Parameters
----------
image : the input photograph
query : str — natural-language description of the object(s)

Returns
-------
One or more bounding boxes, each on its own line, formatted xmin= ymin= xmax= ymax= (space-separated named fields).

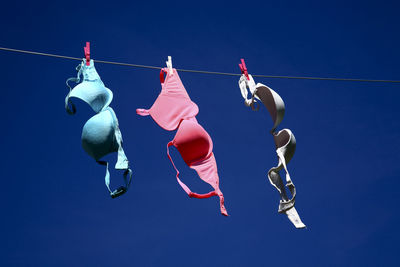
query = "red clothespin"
xmin=238 ymin=58 xmax=250 ymax=80
xmin=160 ymin=69 xmax=165 ymax=84
xmin=84 ymin=42 xmax=90 ymax=66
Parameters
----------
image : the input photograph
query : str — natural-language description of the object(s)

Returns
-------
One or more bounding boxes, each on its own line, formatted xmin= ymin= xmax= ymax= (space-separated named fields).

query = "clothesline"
xmin=1 ymin=46 xmax=399 ymax=83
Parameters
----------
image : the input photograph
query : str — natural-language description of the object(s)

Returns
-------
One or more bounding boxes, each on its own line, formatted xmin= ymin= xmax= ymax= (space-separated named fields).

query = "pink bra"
xmin=137 ymin=68 xmax=227 ymax=216
xmin=137 ymin=68 xmax=199 ymax=130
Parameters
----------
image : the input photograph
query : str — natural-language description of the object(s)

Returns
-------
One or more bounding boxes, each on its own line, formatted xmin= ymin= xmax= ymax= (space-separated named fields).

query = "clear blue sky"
xmin=1 ymin=0 xmax=400 ymax=266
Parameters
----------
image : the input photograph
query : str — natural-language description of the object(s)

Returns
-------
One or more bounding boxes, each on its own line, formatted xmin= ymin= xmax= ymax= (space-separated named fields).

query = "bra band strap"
xmin=107 ymin=107 xmax=133 ymax=198
xmin=136 ymin=108 xmax=150 ymax=116
xmin=189 ymin=191 xmax=217 ymax=198
xmin=166 ymin=142 xmax=217 ymax=198
xmin=97 ymin=161 xmax=132 ymax=199
xmin=276 ymin=149 xmax=296 ymax=203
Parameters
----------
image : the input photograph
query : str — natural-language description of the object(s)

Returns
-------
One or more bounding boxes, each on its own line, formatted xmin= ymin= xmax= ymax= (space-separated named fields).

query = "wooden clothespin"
xmin=166 ymin=56 xmax=173 ymax=75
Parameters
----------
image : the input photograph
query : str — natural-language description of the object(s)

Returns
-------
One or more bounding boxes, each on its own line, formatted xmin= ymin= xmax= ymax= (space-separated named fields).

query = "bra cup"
xmin=149 ymin=95 xmax=199 ymax=131
xmin=255 ymin=84 xmax=285 ymax=131
xmin=82 ymin=62 xmax=102 ymax=81
xmin=274 ymin=129 xmax=296 ymax=164
xmin=173 ymin=120 xmax=213 ymax=165
xmin=81 ymin=109 xmax=118 ymax=161
xmin=69 ymin=81 xmax=113 ymax=113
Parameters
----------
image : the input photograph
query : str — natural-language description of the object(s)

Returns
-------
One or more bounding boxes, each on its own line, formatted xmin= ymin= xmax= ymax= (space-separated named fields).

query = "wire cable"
xmin=1 ymin=46 xmax=399 ymax=83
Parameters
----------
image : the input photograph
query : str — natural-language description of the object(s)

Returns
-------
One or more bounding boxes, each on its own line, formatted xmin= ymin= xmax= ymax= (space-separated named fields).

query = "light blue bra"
xmin=65 ymin=59 xmax=132 ymax=198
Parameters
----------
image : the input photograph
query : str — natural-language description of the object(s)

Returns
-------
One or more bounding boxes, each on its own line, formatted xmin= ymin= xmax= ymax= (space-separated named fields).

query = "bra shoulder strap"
xmin=65 ymin=62 xmax=83 ymax=114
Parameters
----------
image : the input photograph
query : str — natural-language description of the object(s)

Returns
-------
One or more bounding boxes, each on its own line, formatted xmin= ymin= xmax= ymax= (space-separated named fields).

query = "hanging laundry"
xmin=65 ymin=46 xmax=132 ymax=198
xmin=137 ymin=59 xmax=227 ymax=216
xmin=238 ymin=59 xmax=305 ymax=228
